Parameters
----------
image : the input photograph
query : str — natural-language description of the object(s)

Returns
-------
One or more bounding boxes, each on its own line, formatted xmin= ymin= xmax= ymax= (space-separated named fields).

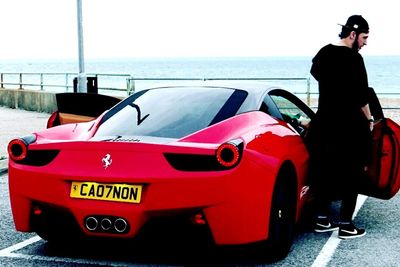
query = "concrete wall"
xmin=0 ymin=88 xmax=57 ymax=113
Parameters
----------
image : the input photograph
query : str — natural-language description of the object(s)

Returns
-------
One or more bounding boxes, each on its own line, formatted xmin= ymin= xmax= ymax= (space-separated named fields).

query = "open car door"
xmin=360 ymin=88 xmax=400 ymax=199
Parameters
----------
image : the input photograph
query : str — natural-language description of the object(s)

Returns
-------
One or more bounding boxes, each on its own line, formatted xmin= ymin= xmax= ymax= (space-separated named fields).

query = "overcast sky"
xmin=0 ymin=0 xmax=399 ymax=60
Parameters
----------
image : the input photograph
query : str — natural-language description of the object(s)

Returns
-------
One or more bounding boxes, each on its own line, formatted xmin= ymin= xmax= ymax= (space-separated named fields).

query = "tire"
xmin=266 ymin=166 xmax=297 ymax=259
xmin=35 ymin=223 xmax=81 ymax=245
xmin=31 ymin=205 xmax=82 ymax=244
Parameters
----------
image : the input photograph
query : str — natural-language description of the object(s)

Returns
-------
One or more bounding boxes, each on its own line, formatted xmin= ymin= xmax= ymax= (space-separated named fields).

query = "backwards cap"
xmin=339 ymin=15 xmax=369 ymax=38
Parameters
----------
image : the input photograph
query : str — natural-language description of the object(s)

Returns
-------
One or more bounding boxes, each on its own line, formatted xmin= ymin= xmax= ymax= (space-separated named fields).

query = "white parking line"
xmin=0 ymin=196 xmax=368 ymax=267
xmin=0 ymin=235 xmax=133 ymax=266
xmin=0 ymin=235 xmax=41 ymax=256
xmin=311 ymin=194 xmax=368 ymax=267
xmin=3 ymin=252 xmax=138 ymax=267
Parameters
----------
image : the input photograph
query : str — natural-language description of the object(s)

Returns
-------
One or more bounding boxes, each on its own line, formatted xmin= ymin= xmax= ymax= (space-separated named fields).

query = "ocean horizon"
xmin=1 ymin=56 xmax=399 ymax=96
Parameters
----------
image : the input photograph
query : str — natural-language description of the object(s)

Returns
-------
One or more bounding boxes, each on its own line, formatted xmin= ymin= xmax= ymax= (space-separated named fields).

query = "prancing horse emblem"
xmin=102 ymin=154 xmax=112 ymax=169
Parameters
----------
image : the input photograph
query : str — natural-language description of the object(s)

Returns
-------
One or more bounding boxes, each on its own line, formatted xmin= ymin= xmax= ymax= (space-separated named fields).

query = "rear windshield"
xmin=95 ymin=87 xmax=247 ymax=138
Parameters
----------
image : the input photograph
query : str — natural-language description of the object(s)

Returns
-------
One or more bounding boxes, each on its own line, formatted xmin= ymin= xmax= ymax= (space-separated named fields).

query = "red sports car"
xmin=7 ymin=82 xmax=400 ymax=259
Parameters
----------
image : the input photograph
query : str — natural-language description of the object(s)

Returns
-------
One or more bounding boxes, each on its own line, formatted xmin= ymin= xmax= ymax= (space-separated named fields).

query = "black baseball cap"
xmin=339 ymin=15 xmax=369 ymax=35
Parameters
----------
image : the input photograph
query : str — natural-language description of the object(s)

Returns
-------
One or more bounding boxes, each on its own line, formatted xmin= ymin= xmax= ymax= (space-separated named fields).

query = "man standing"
xmin=307 ymin=15 xmax=373 ymax=239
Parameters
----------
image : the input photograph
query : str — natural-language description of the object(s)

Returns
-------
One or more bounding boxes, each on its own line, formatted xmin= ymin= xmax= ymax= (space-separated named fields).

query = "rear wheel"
xmin=31 ymin=204 xmax=82 ymax=244
xmin=266 ymin=166 xmax=297 ymax=259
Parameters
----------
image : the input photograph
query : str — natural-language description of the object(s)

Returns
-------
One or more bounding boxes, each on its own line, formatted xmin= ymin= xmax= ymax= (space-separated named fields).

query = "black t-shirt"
xmin=311 ymin=44 xmax=369 ymax=121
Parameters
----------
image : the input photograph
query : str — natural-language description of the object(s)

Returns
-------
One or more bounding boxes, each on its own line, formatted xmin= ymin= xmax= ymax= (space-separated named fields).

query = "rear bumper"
xmin=8 ymin=153 xmax=278 ymax=245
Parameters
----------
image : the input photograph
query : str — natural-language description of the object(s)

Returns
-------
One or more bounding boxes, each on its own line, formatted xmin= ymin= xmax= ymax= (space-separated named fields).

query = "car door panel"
xmin=362 ymin=118 xmax=400 ymax=199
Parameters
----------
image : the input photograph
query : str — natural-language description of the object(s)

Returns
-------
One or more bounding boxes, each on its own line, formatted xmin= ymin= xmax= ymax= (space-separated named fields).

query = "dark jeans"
xmin=306 ymin=114 xmax=371 ymax=224
xmin=315 ymin=191 xmax=358 ymax=223
xmin=308 ymin=143 xmax=364 ymax=223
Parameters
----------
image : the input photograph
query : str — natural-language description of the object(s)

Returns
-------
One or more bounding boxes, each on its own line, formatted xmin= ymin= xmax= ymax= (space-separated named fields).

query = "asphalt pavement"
xmin=0 ymin=106 xmax=49 ymax=174
xmin=2 ymin=106 xmax=400 ymax=266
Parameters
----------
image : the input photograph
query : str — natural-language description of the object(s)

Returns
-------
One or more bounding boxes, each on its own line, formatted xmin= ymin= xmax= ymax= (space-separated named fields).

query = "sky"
xmin=0 ymin=0 xmax=399 ymax=60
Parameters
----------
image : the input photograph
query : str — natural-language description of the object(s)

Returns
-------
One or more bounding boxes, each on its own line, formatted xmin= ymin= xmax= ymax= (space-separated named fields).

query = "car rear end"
xmin=8 ymin=125 xmax=279 ymax=245
xmin=8 ymin=84 xmax=280 ymax=245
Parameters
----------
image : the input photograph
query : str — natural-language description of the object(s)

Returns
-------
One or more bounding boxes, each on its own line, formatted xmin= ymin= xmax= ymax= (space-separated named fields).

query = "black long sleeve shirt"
xmin=311 ymin=44 xmax=369 ymax=121
xmin=308 ymin=44 xmax=371 ymax=166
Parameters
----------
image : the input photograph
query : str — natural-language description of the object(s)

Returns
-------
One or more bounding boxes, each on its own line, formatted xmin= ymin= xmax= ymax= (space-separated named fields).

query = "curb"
xmin=0 ymin=159 xmax=8 ymax=175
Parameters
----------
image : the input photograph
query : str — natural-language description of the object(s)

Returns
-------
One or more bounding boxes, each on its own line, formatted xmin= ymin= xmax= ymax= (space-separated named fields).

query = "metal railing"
xmin=0 ymin=72 xmax=131 ymax=93
xmin=1 ymin=72 xmax=399 ymax=110
xmin=0 ymin=72 xmax=312 ymax=101
xmin=126 ymin=77 xmax=400 ymax=111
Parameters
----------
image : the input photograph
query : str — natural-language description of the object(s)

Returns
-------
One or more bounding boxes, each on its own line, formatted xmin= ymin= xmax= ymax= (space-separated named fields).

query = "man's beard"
xmin=352 ymin=36 xmax=360 ymax=51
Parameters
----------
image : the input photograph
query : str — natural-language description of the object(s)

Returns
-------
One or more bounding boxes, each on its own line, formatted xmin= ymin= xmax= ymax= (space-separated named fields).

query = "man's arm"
xmin=361 ymin=103 xmax=374 ymax=130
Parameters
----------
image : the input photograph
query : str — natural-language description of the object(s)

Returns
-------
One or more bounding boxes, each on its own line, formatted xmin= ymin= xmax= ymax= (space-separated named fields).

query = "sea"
xmin=1 ymin=56 xmax=399 ymax=98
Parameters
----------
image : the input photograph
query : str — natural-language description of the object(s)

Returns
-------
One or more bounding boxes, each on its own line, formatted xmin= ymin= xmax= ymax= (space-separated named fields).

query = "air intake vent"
xmin=164 ymin=153 xmax=230 ymax=171
xmin=109 ymin=138 xmax=140 ymax=142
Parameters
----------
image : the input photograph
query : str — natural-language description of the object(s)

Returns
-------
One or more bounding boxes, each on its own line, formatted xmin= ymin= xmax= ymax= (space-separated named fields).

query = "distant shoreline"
xmin=2 ymin=54 xmax=400 ymax=63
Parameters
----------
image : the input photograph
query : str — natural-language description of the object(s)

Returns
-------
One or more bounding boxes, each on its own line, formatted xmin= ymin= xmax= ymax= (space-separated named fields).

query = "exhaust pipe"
xmin=85 ymin=216 xmax=129 ymax=233
xmin=114 ymin=218 xmax=128 ymax=233
xmin=85 ymin=216 xmax=98 ymax=231
xmin=100 ymin=218 xmax=112 ymax=231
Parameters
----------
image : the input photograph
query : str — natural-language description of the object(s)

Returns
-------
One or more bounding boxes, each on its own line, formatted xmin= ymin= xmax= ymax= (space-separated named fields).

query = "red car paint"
xmin=8 ymin=83 xmax=400 ymax=259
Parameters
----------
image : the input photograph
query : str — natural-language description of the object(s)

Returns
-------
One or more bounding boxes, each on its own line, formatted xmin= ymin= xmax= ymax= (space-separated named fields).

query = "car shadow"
xmin=31 ymin=226 xmax=286 ymax=266
xmin=22 ymin=205 xmax=330 ymax=266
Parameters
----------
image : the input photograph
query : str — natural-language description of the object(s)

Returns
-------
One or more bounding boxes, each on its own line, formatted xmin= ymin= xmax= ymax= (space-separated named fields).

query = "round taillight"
xmin=216 ymin=142 xmax=240 ymax=168
xmin=8 ymin=139 xmax=28 ymax=162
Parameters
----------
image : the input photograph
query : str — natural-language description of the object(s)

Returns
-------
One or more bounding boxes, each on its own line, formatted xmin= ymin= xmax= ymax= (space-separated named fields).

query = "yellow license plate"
xmin=70 ymin=182 xmax=142 ymax=204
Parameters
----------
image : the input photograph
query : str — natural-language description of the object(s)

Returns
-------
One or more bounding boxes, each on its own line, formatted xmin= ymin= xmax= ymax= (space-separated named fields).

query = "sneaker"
xmin=314 ymin=217 xmax=339 ymax=233
xmin=338 ymin=223 xmax=366 ymax=239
